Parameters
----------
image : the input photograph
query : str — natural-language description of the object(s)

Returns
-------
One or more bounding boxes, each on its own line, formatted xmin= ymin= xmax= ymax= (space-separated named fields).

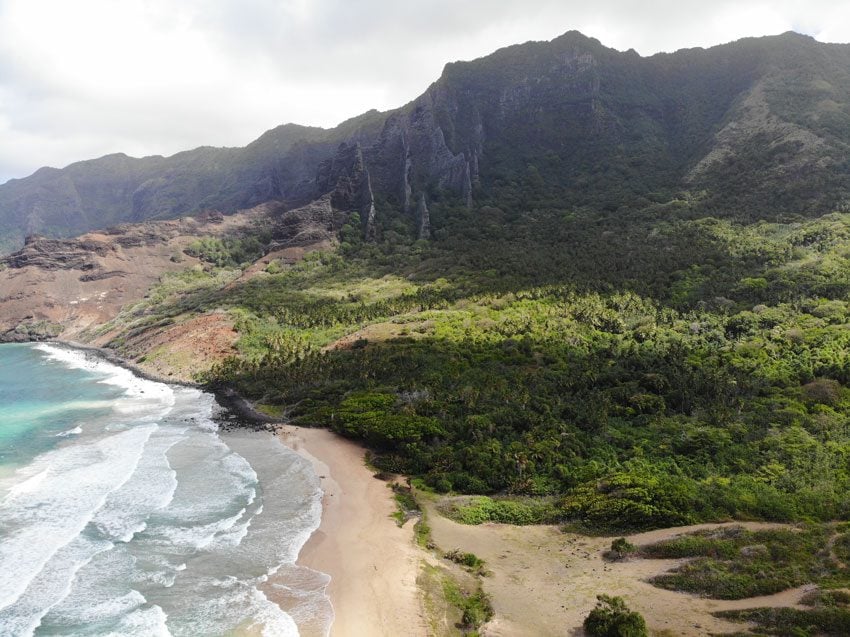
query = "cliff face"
xmin=3 ymin=31 xmax=850 ymax=252
xmin=317 ymin=143 xmax=378 ymax=238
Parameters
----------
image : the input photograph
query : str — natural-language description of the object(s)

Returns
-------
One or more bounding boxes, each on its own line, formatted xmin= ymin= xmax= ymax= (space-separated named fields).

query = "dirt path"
xmin=422 ymin=503 xmax=806 ymax=636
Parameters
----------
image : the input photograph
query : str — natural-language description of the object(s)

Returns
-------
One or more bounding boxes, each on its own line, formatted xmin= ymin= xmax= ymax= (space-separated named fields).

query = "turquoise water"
xmin=0 ymin=344 xmax=123 ymax=469
xmin=0 ymin=343 xmax=331 ymax=636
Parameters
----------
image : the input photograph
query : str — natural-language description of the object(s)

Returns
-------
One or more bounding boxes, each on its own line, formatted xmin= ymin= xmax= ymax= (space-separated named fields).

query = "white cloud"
xmin=0 ymin=0 xmax=848 ymax=184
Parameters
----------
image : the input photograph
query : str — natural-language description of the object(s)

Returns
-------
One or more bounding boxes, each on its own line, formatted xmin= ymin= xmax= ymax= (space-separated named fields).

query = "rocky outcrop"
xmin=2 ymin=236 xmax=110 ymax=270
xmin=0 ymin=206 xmax=272 ymax=344
xmin=79 ymin=270 xmax=127 ymax=282
xmin=309 ymin=82 xmax=484 ymax=235
xmin=316 ymin=143 xmax=378 ymax=238
xmin=269 ymin=195 xmax=347 ymax=248
xmin=362 ymin=88 xmax=482 ymax=217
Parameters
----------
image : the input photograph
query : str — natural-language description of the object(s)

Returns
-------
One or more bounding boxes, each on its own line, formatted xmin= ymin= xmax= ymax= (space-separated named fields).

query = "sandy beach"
xmin=268 ymin=426 xmax=428 ymax=637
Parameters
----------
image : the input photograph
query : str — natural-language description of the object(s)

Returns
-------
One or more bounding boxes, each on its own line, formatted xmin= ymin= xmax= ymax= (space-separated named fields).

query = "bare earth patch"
xmin=128 ymin=312 xmax=238 ymax=382
xmin=422 ymin=500 xmax=804 ymax=636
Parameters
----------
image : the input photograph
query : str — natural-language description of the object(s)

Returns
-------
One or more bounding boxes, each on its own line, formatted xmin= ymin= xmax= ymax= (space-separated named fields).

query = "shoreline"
xmin=38 ymin=340 xmax=427 ymax=636
xmin=271 ymin=425 xmax=428 ymax=637
xmin=44 ymin=339 xmax=200 ymax=388
xmin=12 ymin=340 xmax=815 ymax=635
xmin=47 ymin=339 xmax=278 ymax=430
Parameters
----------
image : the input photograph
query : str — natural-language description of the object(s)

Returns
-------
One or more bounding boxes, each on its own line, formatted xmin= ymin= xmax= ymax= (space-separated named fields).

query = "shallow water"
xmin=0 ymin=342 xmax=332 ymax=636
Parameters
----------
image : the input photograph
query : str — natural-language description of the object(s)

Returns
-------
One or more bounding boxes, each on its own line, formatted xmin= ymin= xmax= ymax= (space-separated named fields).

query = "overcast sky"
xmin=1 ymin=0 xmax=848 ymax=185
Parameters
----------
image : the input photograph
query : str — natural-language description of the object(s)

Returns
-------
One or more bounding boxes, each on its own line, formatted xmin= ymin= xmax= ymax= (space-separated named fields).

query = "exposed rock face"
xmin=0 ymin=192 xmax=361 ymax=340
xmin=362 ymin=88 xmax=483 ymax=215
xmin=3 ymin=236 xmax=110 ymax=270
xmin=316 ymin=143 xmax=378 ymax=238
xmin=269 ymin=195 xmax=347 ymax=248
xmin=416 ymin=193 xmax=431 ymax=240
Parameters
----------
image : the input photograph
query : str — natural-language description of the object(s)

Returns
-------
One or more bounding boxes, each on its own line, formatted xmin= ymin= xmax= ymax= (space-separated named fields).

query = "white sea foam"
xmin=0 ymin=426 xmax=155 ymax=613
xmin=56 ymin=426 xmax=83 ymax=437
xmin=142 ymin=429 xmax=260 ymax=554
xmin=5 ymin=467 xmax=50 ymax=498
xmin=251 ymin=587 xmax=301 ymax=637
xmin=0 ymin=534 xmax=112 ymax=637
xmin=92 ymin=425 xmax=186 ymax=543
xmin=34 ymin=343 xmax=176 ymax=422
xmin=48 ymin=585 xmax=172 ymax=636
xmin=165 ymin=577 xmax=299 ymax=637
xmin=4 ymin=400 xmax=113 ymax=422
xmin=152 ymin=507 xmax=251 ymax=551
xmin=101 ymin=603 xmax=171 ymax=637
xmin=267 ymin=564 xmax=334 ymax=637
xmin=61 ymin=589 xmax=148 ymax=624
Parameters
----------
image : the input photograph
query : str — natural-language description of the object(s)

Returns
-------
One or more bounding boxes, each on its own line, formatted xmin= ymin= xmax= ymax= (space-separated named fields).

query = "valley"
xmin=4 ymin=28 xmax=850 ymax=636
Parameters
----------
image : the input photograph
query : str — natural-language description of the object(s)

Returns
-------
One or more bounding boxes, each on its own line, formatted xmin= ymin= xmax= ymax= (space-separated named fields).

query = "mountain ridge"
xmin=2 ymin=29 xmax=850 ymax=253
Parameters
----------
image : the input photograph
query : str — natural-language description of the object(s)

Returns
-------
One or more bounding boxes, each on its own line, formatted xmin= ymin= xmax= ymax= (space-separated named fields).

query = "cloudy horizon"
xmin=2 ymin=0 xmax=849 ymax=185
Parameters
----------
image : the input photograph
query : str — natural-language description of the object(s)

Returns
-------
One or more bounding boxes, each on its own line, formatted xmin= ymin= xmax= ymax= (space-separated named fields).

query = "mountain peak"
xmin=776 ymin=30 xmax=817 ymax=40
xmin=551 ymin=29 xmax=604 ymax=48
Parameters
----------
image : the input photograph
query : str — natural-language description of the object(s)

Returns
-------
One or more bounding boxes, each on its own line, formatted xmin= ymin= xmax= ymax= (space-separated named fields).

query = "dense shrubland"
xmin=583 ymin=595 xmax=647 ymax=637
xmin=638 ymin=524 xmax=850 ymax=635
xmin=642 ymin=525 xmax=850 ymax=599
xmin=184 ymin=235 xmax=266 ymax=268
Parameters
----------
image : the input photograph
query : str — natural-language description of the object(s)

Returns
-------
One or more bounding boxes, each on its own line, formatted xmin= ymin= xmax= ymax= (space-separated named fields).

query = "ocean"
xmin=0 ymin=342 xmax=332 ymax=636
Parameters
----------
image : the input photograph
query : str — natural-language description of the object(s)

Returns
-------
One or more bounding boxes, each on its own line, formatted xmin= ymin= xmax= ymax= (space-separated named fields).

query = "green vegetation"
xmin=418 ymin=563 xmax=493 ymax=636
xmin=6 ymin=32 xmax=850 ymax=255
xmin=801 ymin=590 xmax=850 ymax=607
xmin=442 ymin=578 xmax=494 ymax=634
xmin=418 ymin=563 xmax=465 ymax=636
xmin=444 ymin=549 xmax=487 ymax=575
xmin=414 ymin=515 xmax=433 ymax=549
xmin=642 ymin=525 xmax=850 ymax=599
xmin=138 ymin=201 xmax=850 ymax=532
xmin=716 ymin=606 xmax=850 ymax=636
xmin=184 ymin=235 xmax=266 ymax=268
xmin=391 ymin=483 xmax=420 ymax=527
xmin=12 ymin=320 xmax=62 ymax=340
xmin=716 ymin=581 xmax=850 ymax=634
xmin=583 ymin=595 xmax=647 ymax=637
xmin=440 ymin=496 xmax=560 ymax=526
xmin=81 ymin=266 xmax=241 ymax=361
xmin=607 ymin=538 xmax=637 ymax=561
xmin=253 ymin=403 xmax=285 ymax=418
xmin=12 ymin=29 xmax=850 ymax=633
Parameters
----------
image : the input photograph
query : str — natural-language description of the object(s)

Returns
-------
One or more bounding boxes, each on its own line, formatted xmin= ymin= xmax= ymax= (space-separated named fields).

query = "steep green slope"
xmin=452 ymin=31 xmax=850 ymax=217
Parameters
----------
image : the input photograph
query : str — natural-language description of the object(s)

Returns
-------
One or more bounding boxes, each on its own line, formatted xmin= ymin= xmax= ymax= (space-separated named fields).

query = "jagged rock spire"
xmin=316 ymin=142 xmax=377 ymax=240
